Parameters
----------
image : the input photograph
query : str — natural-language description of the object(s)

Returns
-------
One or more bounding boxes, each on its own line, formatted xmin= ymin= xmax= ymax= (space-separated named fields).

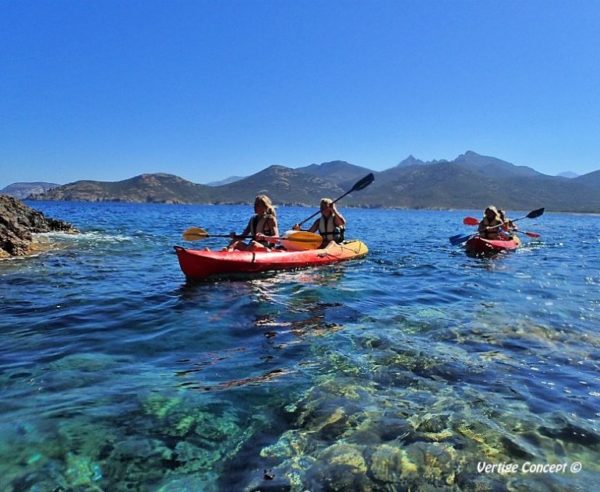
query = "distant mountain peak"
xmin=455 ymin=150 xmax=488 ymax=162
xmin=299 ymin=160 xmax=357 ymax=171
xmin=557 ymin=171 xmax=579 ymax=178
xmin=206 ymin=175 xmax=245 ymax=187
xmin=264 ymin=164 xmax=291 ymax=172
xmin=320 ymin=160 xmax=352 ymax=167
xmin=136 ymin=173 xmax=181 ymax=180
xmin=295 ymin=160 xmax=373 ymax=188
xmin=396 ymin=155 xmax=425 ymax=167
xmin=453 ymin=151 xmax=540 ymax=177
xmin=1 ymin=181 xmax=60 ymax=199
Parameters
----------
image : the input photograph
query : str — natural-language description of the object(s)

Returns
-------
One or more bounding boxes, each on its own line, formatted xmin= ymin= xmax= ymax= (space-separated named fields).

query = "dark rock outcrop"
xmin=0 ymin=195 xmax=77 ymax=258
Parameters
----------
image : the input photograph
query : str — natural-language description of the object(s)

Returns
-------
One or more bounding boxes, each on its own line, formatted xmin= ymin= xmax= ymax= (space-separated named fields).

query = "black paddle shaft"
xmin=488 ymin=207 xmax=545 ymax=231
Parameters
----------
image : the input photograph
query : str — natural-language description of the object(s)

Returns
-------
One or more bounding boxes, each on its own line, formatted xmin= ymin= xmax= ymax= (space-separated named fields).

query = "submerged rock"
xmin=0 ymin=195 xmax=77 ymax=258
xmin=65 ymin=452 xmax=103 ymax=488
xmin=369 ymin=444 xmax=406 ymax=483
xmin=306 ymin=443 xmax=372 ymax=491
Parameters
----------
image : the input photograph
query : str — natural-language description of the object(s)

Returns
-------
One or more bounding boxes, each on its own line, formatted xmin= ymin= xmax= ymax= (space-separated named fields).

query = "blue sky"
xmin=1 ymin=0 xmax=599 ymax=187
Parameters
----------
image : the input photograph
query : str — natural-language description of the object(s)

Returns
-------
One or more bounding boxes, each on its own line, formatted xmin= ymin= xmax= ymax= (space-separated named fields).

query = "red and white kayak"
xmin=174 ymin=240 xmax=368 ymax=280
xmin=465 ymin=235 xmax=522 ymax=255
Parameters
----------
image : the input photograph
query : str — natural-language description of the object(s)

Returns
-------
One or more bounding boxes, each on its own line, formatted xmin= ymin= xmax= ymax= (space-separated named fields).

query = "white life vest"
xmin=319 ymin=216 xmax=338 ymax=242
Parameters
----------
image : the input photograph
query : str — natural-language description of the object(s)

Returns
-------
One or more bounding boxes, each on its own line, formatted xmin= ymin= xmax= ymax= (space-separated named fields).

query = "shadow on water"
xmin=161 ymin=265 xmax=354 ymax=401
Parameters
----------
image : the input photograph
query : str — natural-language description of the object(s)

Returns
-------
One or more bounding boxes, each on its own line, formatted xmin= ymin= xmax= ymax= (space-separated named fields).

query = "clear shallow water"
xmin=1 ymin=202 xmax=599 ymax=491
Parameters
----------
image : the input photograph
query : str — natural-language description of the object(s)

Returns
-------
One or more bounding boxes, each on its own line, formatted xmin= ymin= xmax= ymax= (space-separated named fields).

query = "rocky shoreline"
xmin=0 ymin=195 xmax=78 ymax=259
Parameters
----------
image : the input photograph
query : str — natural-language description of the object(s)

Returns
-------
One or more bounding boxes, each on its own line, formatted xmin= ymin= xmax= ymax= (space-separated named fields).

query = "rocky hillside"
xmin=30 ymin=173 xmax=213 ymax=204
xmin=209 ymin=165 xmax=347 ymax=205
xmin=0 ymin=195 xmax=77 ymax=258
xmin=295 ymin=160 xmax=373 ymax=190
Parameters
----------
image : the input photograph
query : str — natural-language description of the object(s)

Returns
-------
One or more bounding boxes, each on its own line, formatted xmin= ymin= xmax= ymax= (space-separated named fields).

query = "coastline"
xmin=24 ymin=198 xmax=600 ymax=214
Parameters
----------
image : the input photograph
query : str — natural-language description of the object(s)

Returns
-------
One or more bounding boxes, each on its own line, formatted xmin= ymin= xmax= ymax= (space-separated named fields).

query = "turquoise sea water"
xmin=1 ymin=202 xmax=599 ymax=491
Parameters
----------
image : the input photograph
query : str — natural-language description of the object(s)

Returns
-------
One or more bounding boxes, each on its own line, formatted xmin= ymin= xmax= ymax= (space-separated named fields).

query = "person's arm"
xmin=268 ymin=217 xmax=279 ymax=237
xmin=332 ymin=205 xmax=346 ymax=227
xmin=293 ymin=218 xmax=320 ymax=233
xmin=307 ymin=219 xmax=319 ymax=233
xmin=478 ymin=221 xmax=487 ymax=234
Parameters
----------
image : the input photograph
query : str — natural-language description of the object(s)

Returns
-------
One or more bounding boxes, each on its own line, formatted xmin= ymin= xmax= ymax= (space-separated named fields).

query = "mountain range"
xmin=15 ymin=151 xmax=600 ymax=212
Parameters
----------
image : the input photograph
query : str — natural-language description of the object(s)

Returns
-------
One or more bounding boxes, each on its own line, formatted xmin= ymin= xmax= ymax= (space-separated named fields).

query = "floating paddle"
xmin=449 ymin=207 xmax=544 ymax=245
xmin=182 ymin=227 xmax=323 ymax=249
xmin=296 ymin=173 xmax=375 ymax=227
xmin=462 ymin=216 xmax=541 ymax=238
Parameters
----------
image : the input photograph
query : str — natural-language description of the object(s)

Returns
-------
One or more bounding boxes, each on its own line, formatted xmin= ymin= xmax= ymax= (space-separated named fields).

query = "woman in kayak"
xmin=227 ymin=195 xmax=279 ymax=251
xmin=478 ymin=205 xmax=504 ymax=239
xmin=293 ymin=198 xmax=346 ymax=247
xmin=498 ymin=209 xmax=519 ymax=237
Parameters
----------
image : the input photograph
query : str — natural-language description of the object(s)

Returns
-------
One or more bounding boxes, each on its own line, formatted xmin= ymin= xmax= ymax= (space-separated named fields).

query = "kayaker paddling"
xmin=292 ymin=198 xmax=346 ymax=248
xmin=226 ymin=195 xmax=279 ymax=251
xmin=498 ymin=209 xmax=519 ymax=237
xmin=478 ymin=205 xmax=504 ymax=240
xmin=449 ymin=207 xmax=544 ymax=247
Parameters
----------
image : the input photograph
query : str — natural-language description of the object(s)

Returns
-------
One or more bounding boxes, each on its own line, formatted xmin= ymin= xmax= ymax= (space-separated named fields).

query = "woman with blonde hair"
xmin=498 ymin=209 xmax=519 ymax=237
xmin=293 ymin=198 xmax=346 ymax=248
xmin=478 ymin=205 xmax=503 ymax=240
xmin=227 ymin=195 xmax=279 ymax=251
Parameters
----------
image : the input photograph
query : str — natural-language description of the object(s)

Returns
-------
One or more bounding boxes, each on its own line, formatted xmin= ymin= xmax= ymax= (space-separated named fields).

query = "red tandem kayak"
xmin=174 ymin=240 xmax=368 ymax=280
xmin=465 ymin=235 xmax=521 ymax=255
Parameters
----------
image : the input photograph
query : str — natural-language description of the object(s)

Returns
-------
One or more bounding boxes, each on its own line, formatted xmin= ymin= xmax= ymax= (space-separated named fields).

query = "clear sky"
xmin=1 ymin=0 xmax=599 ymax=187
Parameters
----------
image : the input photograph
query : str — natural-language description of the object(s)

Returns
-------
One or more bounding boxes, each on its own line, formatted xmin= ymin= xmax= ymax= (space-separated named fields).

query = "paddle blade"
xmin=182 ymin=227 xmax=209 ymax=241
xmin=351 ymin=173 xmax=375 ymax=192
xmin=524 ymin=231 xmax=541 ymax=238
xmin=526 ymin=207 xmax=545 ymax=219
xmin=449 ymin=233 xmax=474 ymax=245
xmin=280 ymin=230 xmax=323 ymax=251
xmin=463 ymin=217 xmax=479 ymax=226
